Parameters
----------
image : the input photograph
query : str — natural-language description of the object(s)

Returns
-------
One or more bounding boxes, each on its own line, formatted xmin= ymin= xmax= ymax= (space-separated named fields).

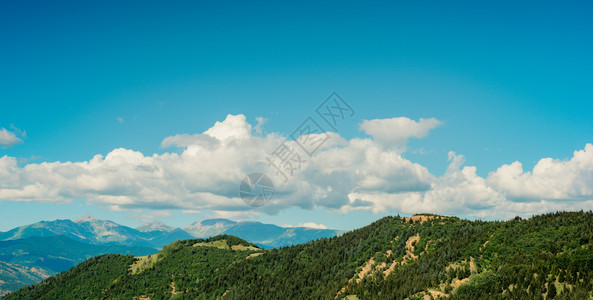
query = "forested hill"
xmin=6 ymin=212 xmax=593 ymax=299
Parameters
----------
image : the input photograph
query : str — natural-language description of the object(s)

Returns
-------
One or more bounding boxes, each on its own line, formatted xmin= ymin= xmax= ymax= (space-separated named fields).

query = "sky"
xmin=1 ymin=0 xmax=592 ymax=231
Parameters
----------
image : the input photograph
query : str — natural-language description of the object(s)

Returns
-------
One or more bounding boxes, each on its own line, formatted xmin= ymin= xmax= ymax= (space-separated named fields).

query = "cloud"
xmin=0 ymin=128 xmax=23 ymax=147
xmin=487 ymin=144 xmax=593 ymax=201
xmin=210 ymin=210 xmax=260 ymax=220
xmin=284 ymin=222 xmax=328 ymax=229
xmin=204 ymin=114 xmax=252 ymax=141
xmin=128 ymin=210 xmax=172 ymax=223
xmin=338 ymin=152 xmax=504 ymax=215
xmin=0 ymin=115 xmax=279 ymax=213
xmin=304 ymin=137 xmax=434 ymax=210
xmin=161 ymin=114 xmax=251 ymax=148
xmin=0 ymin=115 xmax=433 ymax=215
xmin=0 ymin=114 xmax=592 ymax=220
xmin=117 ymin=117 xmax=124 ymax=124
xmin=9 ymin=125 xmax=26 ymax=138
xmin=334 ymin=147 xmax=593 ymax=219
xmin=254 ymin=117 xmax=267 ymax=135
xmin=161 ymin=134 xmax=219 ymax=149
xmin=359 ymin=117 xmax=442 ymax=151
xmin=421 ymin=152 xmax=506 ymax=215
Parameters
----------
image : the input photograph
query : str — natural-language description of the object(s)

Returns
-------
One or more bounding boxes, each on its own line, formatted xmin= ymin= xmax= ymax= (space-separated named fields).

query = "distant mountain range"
xmin=0 ymin=235 xmax=156 ymax=295
xmin=0 ymin=214 xmax=194 ymax=249
xmin=0 ymin=214 xmax=340 ymax=249
xmin=183 ymin=218 xmax=341 ymax=248
xmin=0 ymin=235 xmax=157 ymax=273
xmin=0 ymin=215 xmax=340 ymax=295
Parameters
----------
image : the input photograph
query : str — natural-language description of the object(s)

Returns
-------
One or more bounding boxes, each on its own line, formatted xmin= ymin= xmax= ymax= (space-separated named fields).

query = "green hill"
xmin=5 ymin=212 xmax=593 ymax=299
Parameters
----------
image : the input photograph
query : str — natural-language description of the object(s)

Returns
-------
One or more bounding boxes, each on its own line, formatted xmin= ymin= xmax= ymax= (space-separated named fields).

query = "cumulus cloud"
xmin=360 ymin=117 xmax=442 ymax=151
xmin=421 ymin=152 xmax=506 ymax=215
xmin=305 ymin=137 xmax=434 ymax=210
xmin=0 ymin=114 xmax=592 ymax=219
xmin=0 ymin=128 xmax=23 ymax=147
xmin=204 ymin=114 xmax=252 ymax=141
xmin=161 ymin=114 xmax=252 ymax=148
xmin=339 ymin=152 xmax=504 ymax=215
xmin=0 ymin=115 xmax=280 ymax=213
xmin=487 ymin=144 xmax=593 ymax=200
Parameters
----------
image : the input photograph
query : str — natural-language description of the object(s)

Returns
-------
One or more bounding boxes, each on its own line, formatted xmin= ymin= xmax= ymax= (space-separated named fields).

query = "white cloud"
xmin=336 ymin=147 xmax=593 ymax=219
xmin=204 ymin=114 xmax=252 ymax=141
xmin=161 ymin=133 xmax=219 ymax=149
xmin=254 ymin=117 xmax=267 ymax=135
xmin=359 ymin=117 xmax=442 ymax=152
xmin=487 ymin=144 xmax=593 ymax=200
xmin=0 ymin=128 xmax=23 ymax=147
xmin=0 ymin=115 xmax=278 ymax=213
xmin=128 ymin=210 xmax=172 ymax=223
xmin=420 ymin=152 xmax=506 ymax=215
xmin=210 ymin=210 xmax=260 ymax=220
xmin=338 ymin=152 xmax=504 ymax=216
xmin=161 ymin=114 xmax=252 ymax=148
xmin=304 ymin=137 xmax=434 ymax=210
xmin=284 ymin=222 xmax=328 ymax=229
xmin=1 ymin=114 xmax=592 ymax=220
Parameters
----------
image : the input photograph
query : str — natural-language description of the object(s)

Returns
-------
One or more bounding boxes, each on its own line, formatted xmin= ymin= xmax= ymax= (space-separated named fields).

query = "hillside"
xmin=0 ymin=216 xmax=339 ymax=293
xmin=5 ymin=235 xmax=261 ymax=299
xmin=0 ymin=236 xmax=156 ymax=295
xmin=6 ymin=211 xmax=593 ymax=299
xmin=0 ymin=236 xmax=157 ymax=273
xmin=0 ymin=262 xmax=50 ymax=297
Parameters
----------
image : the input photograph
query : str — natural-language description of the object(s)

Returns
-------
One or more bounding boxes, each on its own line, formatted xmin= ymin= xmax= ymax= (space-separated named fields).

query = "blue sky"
xmin=1 ymin=0 xmax=592 ymax=231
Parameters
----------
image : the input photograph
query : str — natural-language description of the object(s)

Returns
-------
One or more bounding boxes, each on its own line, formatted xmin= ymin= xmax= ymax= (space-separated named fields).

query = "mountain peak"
xmin=75 ymin=214 xmax=99 ymax=223
xmin=136 ymin=220 xmax=174 ymax=232
xmin=200 ymin=218 xmax=237 ymax=226
xmin=183 ymin=218 xmax=237 ymax=238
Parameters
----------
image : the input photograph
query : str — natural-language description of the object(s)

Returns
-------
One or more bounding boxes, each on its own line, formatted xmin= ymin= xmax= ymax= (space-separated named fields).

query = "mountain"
xmin=0 ymin=215 xmax=338 ymax=294
xmin=0 ymin=235 xmax=156 ymax=295
xmin=0 ymin=235 xmax=156 ymax=273
xmin=183 ymin=218 xmax=237 ymax=238
xmin=136 ymin=221 xmax=174 ymax=232
xmin=183 ymin=218 xmax=340 ymax=248
xmin=0 ymin=261 xmax=50 ymax=297
xmin=0 ymin=215 xmax=339 ymax=250
xmin=0 ymin=219 xmax=93 ymax=242
xmin=73 ymin=214 xmax=196 ymax=247
xmin=8 ymin=211 xmax=593 ymax=299
xmin=0 ymin=215 xmax=194 ymax=249
xmin=5 ymin=235 xmax=261 ymax=299
xmin=138 ymin=228 xmax=196 ymax=249
xmin=223 ymin=221 xmax=341 ymax=248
